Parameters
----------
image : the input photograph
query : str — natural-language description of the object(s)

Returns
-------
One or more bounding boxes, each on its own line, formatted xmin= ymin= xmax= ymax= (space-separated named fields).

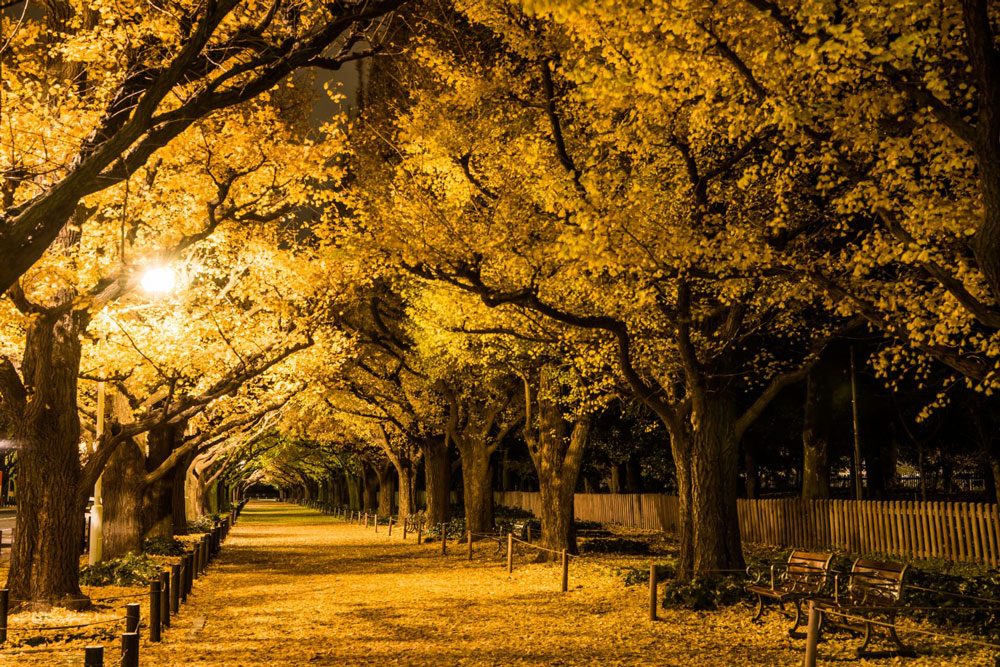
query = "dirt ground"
xmin=2 ymin=502 xmax=994 ymax=666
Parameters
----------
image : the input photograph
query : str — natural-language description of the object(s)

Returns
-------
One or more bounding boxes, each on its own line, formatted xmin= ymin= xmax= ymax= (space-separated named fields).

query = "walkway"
xmin=134 ymin=502 xmax=989 ymax=666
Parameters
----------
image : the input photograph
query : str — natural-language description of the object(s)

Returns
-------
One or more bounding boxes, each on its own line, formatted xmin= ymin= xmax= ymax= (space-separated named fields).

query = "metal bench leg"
xmin=855 ymin=621 xmax=875 ymax=656
xmin=887 ymin=624 xmax=917 ymax=658
xmin=788 ymin=599 xmax=807 ymax=638
xmin=751 ymin=593 xmax=765 ymax=623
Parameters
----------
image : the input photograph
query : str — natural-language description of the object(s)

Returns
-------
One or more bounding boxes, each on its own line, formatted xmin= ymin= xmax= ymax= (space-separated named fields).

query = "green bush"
xmin=661 ymin=575 xmax=748 ymax=611
xmin=580 ymin=537 xmax=651 ymax=555
xmin=186 ymin=514 xmax=221 ymax=533
xmin=143 ymin=536 xmax=185 ymax=555
xmin=80 ymin=552 xmax=162 ymax=586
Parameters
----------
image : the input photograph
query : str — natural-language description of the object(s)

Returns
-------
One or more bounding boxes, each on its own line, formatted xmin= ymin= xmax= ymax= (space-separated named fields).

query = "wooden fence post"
xmin=388 ymin=516 xmax=393 ymax=536
xmin=84 ymin=645 xmax=104 ymax=667
xmin=170 ymin=564 xmax=180 ymax=613
xmin=402 ymin=520 xmax=408 ymax=540
xmin=121 ymin=632 xmax=139 ymax=667
xmin=160 ymin=571 xmax=170 ymax=627
xmin=417 ymin=522 xmax=422 ymax=544
xmin=374 ymin=515 xmax=378 ymax=533
xmin=468 ymin=530 xmax=473 ymax=560
xmin=649 ymin=564 xmax=657 ymax=620
xmin=0 ymin=588 xmax=7 ymax=644
xmin=125 ymin=603 xmax=140 ymax=635
xmin=440 ymin=523 xmax=447 ymax=555
xmin=507 ymin=533 xmax=513 ymax=573
xmin=561 ymin=550 xmax=569 ymax=592
xmin=149 ymin=580 xmax=162 ymax=642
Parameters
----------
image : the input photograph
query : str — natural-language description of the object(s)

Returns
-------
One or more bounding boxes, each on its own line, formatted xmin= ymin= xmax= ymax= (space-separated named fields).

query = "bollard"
xmin=170 ymin=564 xmax=180 ymax=613
xmin=507 ymin=532 xmax=514 ymax=573
xmin=467 ymin=530 xmax=473 ymax=560
xmin=203 ymin=534 xmax=211 ymax=568
xmin=179 ymin=558 xmax=188 ymax=603
xmin=561 ymin=550 xmax=569 ymax=592
xmin=184 ymin=553 xmax=194 ymax=597
xmin=388 ymin=516 xmax=393 ymax=536
xmin=0 ymin=588 xmax=8 ymax=645
xmin=125 ymin=602 xmax=140 ymax=635
xmin=149 ymin=580 xmax=162 ymax=642
xmin=160 ymin=571 xmax=170 ymax=627
xmin=191 ymin=544 xmax=200 ymax=579
xmin=803 ymin=600 xmax=820 ymax=667
xmin=440 ymin=523 xmax=447 ymax=555
xmin=84 ymin=645 xmax=104 ymax=666
xmin=121 ymin=631 xmax=139 ymax=667
xmin=648 ymin=563 xmax=657 ymax=621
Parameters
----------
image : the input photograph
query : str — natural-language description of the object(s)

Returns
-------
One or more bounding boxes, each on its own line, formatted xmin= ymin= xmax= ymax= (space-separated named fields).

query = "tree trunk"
xmin=102 ymin=438 xmax=145 ymax=558
xmin=346 ymin=471 xmax=361 ymax=510
xmin=420 ymin=435 xmax=451 ymax=526
xmin=172 ymin=450 xmax=195 ymax=534
xmin=7 ymin=311 xmax=88 ymax=607
xmin=375 ymin=462 xmax=395 ymax=516
xmin=744 ymin=446 xmax=759 ymax=499
xmin=801 ymin=365 xmax=831 ymax=500
xmin=395 ymin=461 xmax=414 ymax=519
xmin=688 ymin=395 xmax=743 ymax=573
xmin=608 ymin=464 xmax=621 ymax=494
xmin=532 ymin=416 xmax=589 ymax=558
xmin=362 ymin=465 xmax=378 ymax=513
xmin=456 ymin=444 xmax=493 ymax=534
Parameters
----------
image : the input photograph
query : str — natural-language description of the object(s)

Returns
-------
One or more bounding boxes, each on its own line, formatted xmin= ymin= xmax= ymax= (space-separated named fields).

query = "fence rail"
xmin=494 ymin=492 xmax=1000 ymax=567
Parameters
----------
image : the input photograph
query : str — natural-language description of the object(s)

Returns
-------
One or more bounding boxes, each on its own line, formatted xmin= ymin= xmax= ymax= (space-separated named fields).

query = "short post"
xmin=507 ymin=533 xmax=513 ymax=573
xmin=364 ymin=512 xmax=369 ymax=528
xmin=184 ymin=553 xmax=193 ymax=597
xmin=121 ymin=631 xmax=139 ymax=667
xmin=526 ymin=524 xmax=532 ymax=542
xmin=417 ymin=522 xmax=422 ymax=544
xmin=374 ymin=515 xmax=378 ymax=533
xmin=125 ymin=602 xmax=140 ymax=635
xmin=561 ymin=550 xmax=569 ymax=592
xmin=388 ymin=516 xmax=393 ymax=536
xmin=84 ymin=645 xmax=104 ymax=667
xmin=170 ymin=564 xmax=181 ymax=613
xmin=203 ymin=534 xmax=211 ymax=568
xmin=648 ymin=564 xmax=657 ymax=620
xmin=402 ymin=519 xmax=408 ymax=540
xmin=191 ymin=545 xmax=200 ymax=579
xmin=160 ymin=571 xmax=170 ymax=627
xmin=149 ymin=580 xmax=162 ymax=642
xmin=0 ymin=588 xmax=8 ymax=644
xmin=440 ymin=523 xmax=447 ymax=555
xmin=803 ymin=600 xmax=820 ymax=667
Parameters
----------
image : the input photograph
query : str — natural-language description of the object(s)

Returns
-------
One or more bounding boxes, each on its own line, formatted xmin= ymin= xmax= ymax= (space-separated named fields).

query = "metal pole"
xmin=648 ymin=564 xmax=657 ymax=620
xmin=507 ymin=533 xmax=513 ymax=573
xmin=149 ymin=580 xmax=161 ymax=642
xmin=803 ymin=600 xmax=821 ymax=667
xmin=162 ymin=571 xmax=172 ymax=622
xmin=850 ymin=345 xmax=864 ymax=501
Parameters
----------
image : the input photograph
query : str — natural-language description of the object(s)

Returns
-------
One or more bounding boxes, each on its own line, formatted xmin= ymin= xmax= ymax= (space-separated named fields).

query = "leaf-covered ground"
xmin=3 ymin=502 xmax=995 ymax=666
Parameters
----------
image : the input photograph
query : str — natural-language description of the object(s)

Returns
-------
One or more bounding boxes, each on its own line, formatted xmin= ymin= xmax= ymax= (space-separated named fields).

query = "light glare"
xmin=141 ymin=266 xmax=176 ymax=294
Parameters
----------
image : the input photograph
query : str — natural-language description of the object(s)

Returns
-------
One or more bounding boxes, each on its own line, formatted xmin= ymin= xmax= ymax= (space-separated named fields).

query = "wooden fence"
xmin=494 ymin=492 xmax=1000 ymax=567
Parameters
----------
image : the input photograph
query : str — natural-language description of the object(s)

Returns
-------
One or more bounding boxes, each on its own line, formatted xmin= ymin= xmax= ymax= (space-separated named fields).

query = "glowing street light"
xmin=141 ymin=266 xmax=177 ymax=294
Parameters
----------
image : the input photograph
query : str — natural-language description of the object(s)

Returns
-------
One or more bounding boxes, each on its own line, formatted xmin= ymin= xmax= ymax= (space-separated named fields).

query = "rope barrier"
xmin=4 ymin=614 xmax=126 ymax=634
xmin=904 ymin=584 xmax=1000 ymax=605
xmin=510 ymin=536 xmax=570 ymax=557
xmin=817 ymin=606 xmax=1000 ymax=651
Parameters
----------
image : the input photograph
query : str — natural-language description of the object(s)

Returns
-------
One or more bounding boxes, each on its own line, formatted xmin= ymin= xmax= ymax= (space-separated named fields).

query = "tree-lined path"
xmin=135 ymin=503 xmax=988 ymax=667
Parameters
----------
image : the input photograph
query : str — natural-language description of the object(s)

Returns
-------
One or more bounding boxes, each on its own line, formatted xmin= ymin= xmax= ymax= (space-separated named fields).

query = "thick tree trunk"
xmin=346 ymin=471 xmax=361 ymax=510
xmin=172 ymin=450 xmax=195 ymax=534
xmin=744 ymin=446 xmax=759 ymax=499
xmin=420 ymin=435 xmax=451 ymax=527
xmin=625 ymin=458 xmax=643 ymax=493
xmin=395 ymin=461 xmax=414 ymax=519
xmin=362 ymin=466 xmax=378 ymax=513
xmin=375 ymin=462 xmax=395 ymax=516
xmin=7 ymin=312 xmax=88 ymax=607
xmin=102 ymin=438 xmax=145 ymax=558
xmin=457 ymin=445 xmax=493 ymax=534
xmin=801 ymin=366 xmax=831 ymax=500
xmin=608 ymin=465 xmax=621 ymax=493
xmin=143 ymin=426 xmax=182 ymax=540
xmin=533 ymin=416 xmax=589 ymax=558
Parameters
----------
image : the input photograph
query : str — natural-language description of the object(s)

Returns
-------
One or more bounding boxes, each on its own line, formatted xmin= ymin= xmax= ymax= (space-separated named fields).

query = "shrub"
xmin=580 ymin=537 xmax=651 ymax=555
xmin=143 ymin=536 xmax=185 ymax=555
xmin=186 ymin=514 xmax=222 ymax=533
xmin=80 ymin=552 xmax=162 ymax=586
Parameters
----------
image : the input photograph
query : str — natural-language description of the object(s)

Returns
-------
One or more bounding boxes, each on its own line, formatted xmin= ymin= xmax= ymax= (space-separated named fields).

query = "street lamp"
xmin=89 ymin=263 xmax=177 ymax=564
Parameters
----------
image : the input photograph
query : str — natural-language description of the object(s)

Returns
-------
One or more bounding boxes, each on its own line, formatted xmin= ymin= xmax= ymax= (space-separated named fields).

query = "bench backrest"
xmin=849 ymin=558 xmax=907 ymax=604
xmin=785 ymin=550 xmax=833 ymax=592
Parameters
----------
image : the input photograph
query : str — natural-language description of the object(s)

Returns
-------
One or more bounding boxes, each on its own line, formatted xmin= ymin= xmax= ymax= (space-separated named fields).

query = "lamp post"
xmin=88 ymin=265 xmax=177 ymax=564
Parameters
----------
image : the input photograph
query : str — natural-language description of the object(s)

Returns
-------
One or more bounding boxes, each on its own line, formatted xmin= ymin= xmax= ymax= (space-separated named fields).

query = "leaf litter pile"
xmin=3 ymin=502 xmax=994 ymax=666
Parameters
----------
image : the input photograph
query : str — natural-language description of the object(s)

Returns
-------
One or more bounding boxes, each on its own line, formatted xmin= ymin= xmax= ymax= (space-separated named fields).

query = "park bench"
xmin=746 ymin=550 xmax=833 ymax=637
xmin=812 ymin=558 xmax=916 ymax=658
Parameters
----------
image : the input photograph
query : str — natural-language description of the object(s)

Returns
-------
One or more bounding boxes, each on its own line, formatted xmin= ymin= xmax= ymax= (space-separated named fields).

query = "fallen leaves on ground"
xmin=2 ymin=502 xmax=994 ymax=666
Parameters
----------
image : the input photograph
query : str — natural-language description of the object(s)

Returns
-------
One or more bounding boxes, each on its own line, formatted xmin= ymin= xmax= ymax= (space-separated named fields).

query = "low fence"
xmin=494 ymin=491 xmax=1000 ymax=566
